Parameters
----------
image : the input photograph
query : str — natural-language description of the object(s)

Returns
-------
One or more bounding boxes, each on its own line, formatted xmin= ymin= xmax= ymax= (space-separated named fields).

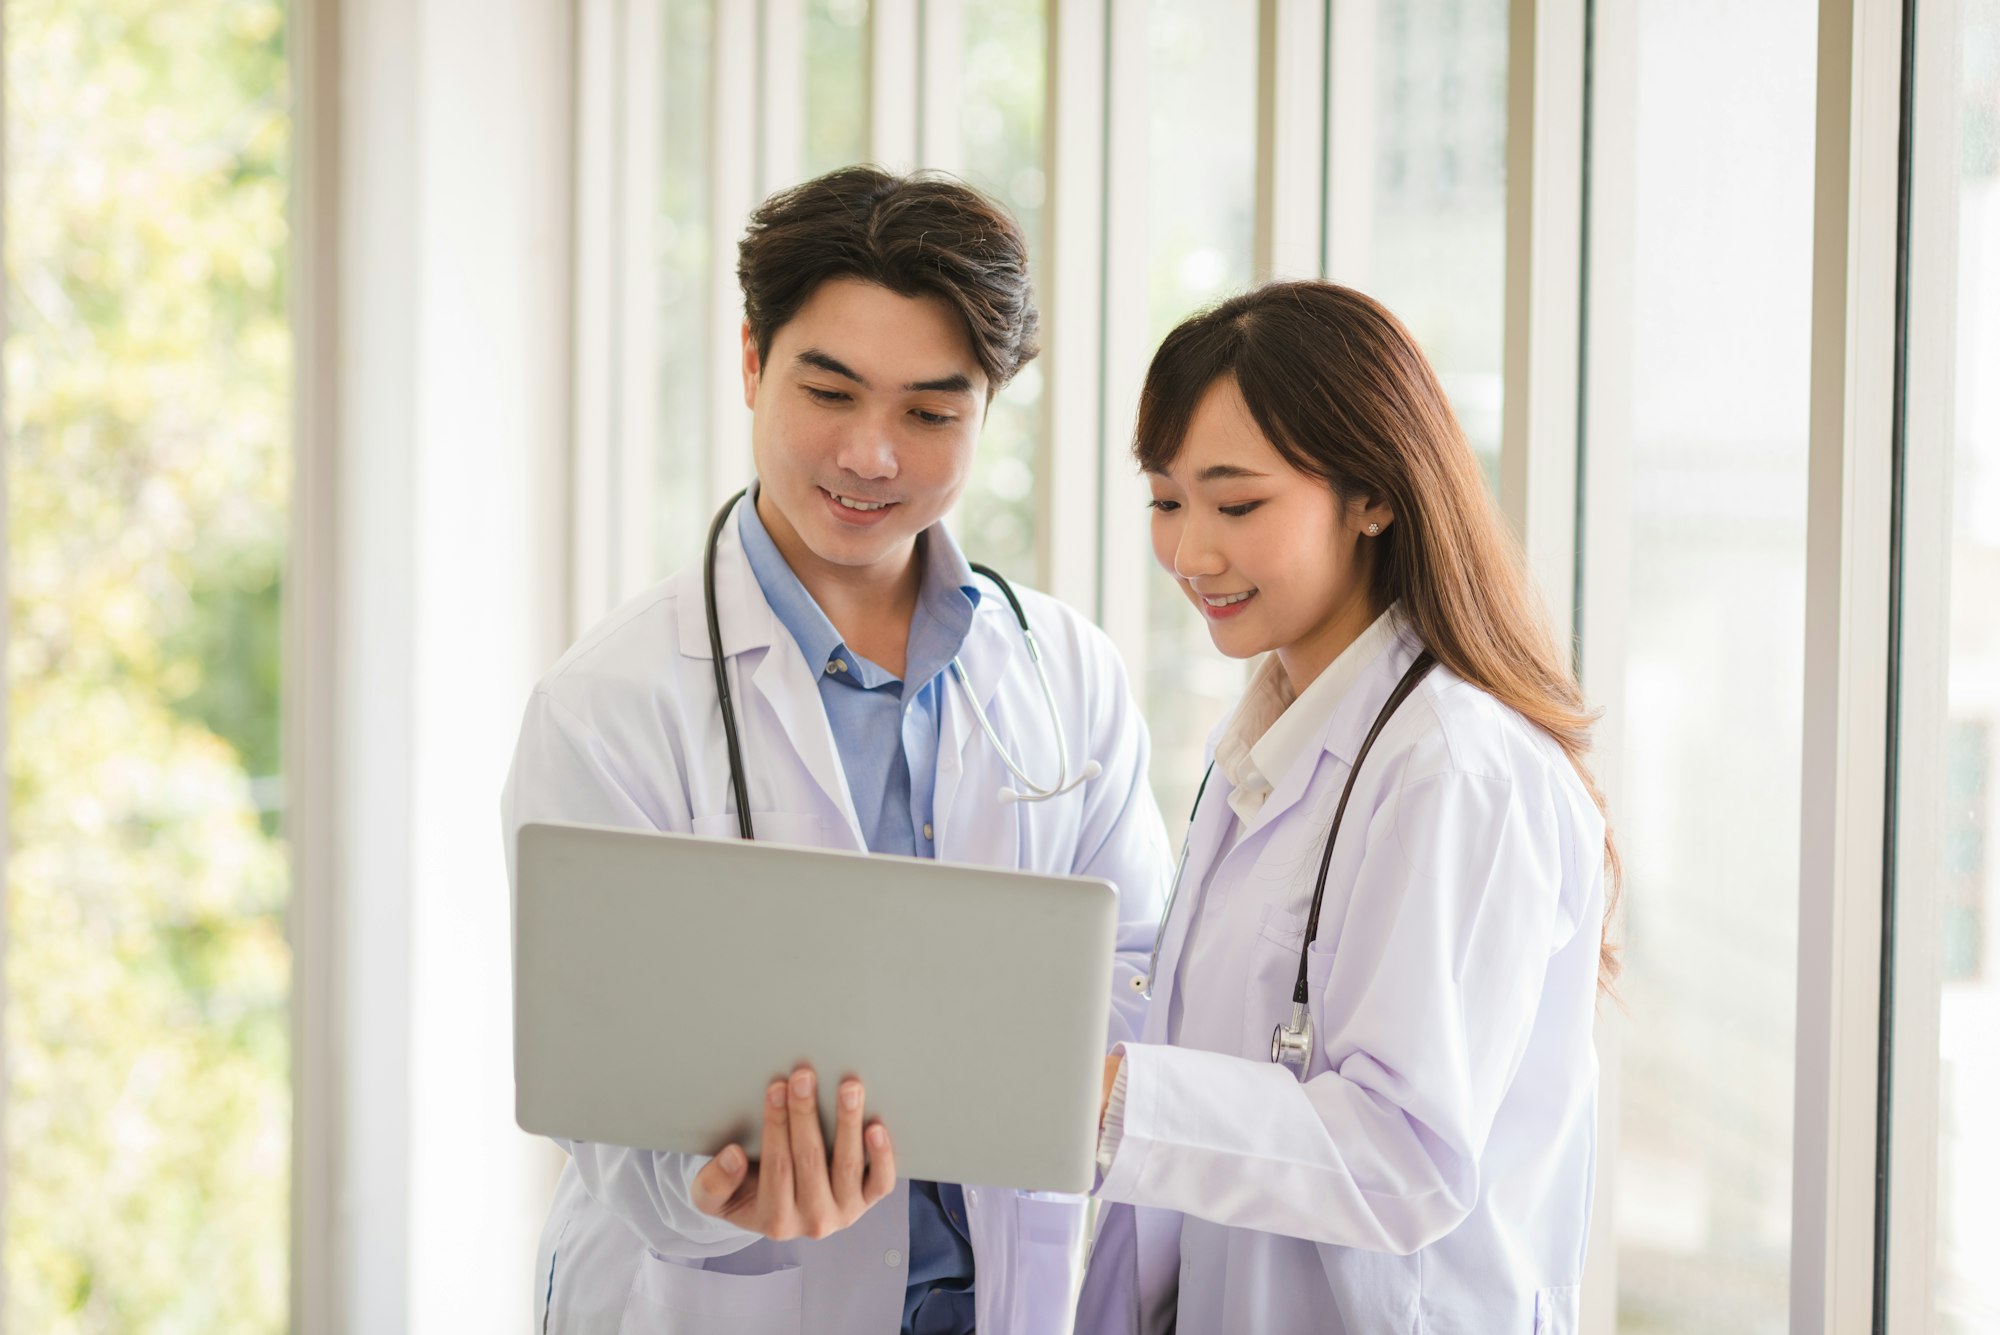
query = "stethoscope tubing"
xmin=1142 ymin=648 xmax=1439 ymax=1071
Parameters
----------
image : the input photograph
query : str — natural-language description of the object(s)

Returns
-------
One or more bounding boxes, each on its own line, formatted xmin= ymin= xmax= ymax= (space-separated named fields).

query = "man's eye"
xmin=804 ymin=386 xmax=849 ymax=403
xmin=912 ymin=409 xmax=955 ymax=426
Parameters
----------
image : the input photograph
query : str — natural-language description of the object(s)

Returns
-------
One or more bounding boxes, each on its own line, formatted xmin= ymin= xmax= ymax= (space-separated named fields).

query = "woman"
xmin=1078 ymin=281 xmax=1617 ymax=1335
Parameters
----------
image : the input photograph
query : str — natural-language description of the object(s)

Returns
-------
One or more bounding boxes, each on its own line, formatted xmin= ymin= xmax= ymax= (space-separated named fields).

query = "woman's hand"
xmin=1100 ymin=1051 xmax=1123 ymax=1128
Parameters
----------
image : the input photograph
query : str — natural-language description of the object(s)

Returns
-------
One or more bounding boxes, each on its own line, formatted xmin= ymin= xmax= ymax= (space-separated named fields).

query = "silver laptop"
xmin=513 ymin=820 xmax=1118 ymax=1194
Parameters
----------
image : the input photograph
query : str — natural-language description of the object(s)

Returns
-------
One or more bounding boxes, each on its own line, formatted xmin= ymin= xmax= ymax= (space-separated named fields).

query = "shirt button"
xmin=884 ymin=1249 xmax=903 ymax=1267
xmin=923 ymin=822 xmax=934 ymax=840
xmin=826 ymin=659 xmax=847 ymax=675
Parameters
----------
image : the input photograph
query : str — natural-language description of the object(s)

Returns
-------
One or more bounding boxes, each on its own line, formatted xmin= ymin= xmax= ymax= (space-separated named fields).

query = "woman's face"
xmin=1146 ymin=375 xmax=1394 ymax=692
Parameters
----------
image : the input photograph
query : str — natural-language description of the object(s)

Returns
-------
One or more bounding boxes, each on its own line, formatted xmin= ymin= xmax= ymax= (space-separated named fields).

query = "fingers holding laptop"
xmin=690 ymin=1065 xmax=897 ymax=1240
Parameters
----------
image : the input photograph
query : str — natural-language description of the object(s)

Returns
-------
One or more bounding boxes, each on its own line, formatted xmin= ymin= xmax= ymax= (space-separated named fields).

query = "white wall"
xmin=327 ymin=0 xmax=573 ymax=1327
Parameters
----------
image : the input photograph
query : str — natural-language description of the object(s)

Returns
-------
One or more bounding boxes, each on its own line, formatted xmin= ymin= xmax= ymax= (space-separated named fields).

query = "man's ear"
xmin=740 ymin=321 xmax=761 ymax=410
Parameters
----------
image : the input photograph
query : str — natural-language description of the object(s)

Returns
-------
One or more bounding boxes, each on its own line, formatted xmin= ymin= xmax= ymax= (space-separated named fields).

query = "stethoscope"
xmin=703 ymin=487 xmax=1101 ymax=842
xmin=1139 ymin=648 xmax=1438 ymax=1077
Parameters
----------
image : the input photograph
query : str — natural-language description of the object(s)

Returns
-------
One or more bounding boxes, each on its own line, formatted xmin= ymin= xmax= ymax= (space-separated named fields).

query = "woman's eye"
xmin=1219 ymin=502 xmax=1263 ymax=518
xmin=1146 ymin=498 xmax=1181 ymax=513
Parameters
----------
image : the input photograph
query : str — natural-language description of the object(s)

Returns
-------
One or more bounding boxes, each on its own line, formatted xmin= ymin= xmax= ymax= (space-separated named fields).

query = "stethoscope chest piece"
xmin=1271 ymin=1002 xmax=1314 ymax=1077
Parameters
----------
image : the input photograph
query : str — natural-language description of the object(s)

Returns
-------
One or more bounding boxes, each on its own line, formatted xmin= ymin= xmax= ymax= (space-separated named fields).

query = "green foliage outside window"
xmin=5 ymin=0 xmax=291 ymax=1329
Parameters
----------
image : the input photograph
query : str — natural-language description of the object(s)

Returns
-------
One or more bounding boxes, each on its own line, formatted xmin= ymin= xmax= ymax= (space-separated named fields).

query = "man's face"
xmin=743 ymin=277 xmax=988 ymax=583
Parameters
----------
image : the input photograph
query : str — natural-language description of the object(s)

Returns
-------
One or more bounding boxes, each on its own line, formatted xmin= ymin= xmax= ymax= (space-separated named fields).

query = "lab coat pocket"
xmin=1244 ymin=903 xmax=1311 ymax=1056
xmin=1532 ymin=1283 xmax=1580 ymax=1334
xmin=691 ymin=810 xmax=823 ymax=847
xmin=617 ymin=1252 xmax=803 ymax=1335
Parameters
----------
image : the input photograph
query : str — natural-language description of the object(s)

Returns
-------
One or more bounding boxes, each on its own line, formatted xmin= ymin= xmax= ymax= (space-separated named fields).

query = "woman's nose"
xmin=1173 ymin=522 xmax=1225 ymax=580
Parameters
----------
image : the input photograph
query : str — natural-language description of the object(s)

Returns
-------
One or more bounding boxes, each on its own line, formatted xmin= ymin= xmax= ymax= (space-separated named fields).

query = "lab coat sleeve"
xmin=1096 ymin=768 xmax=1562 ymax=1255
xmin=503 ymin=687 xmax=762 ymax=1259
xmin=1067 ymin=630 xmax=1173 ymax=1051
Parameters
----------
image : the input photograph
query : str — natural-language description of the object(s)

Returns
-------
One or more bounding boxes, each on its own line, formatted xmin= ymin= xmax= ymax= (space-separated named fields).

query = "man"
xmin=503 ymin=166 xmax=1170 ymax=1335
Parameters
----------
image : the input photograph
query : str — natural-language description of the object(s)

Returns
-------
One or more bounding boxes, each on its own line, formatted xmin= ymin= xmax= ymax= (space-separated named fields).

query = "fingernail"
xmin=719 ymin=1146 xmax=743 ymax=1172
xmin=841 ymin=1082 xmax=861 ymax=1111
xmin=868 ymin=1125 xmax=886 ymax=1149
xmin=791 ymin=1069 xmax=815 ymax=1099
xmin=768 ymin=1082 xmax=787 ymax=1108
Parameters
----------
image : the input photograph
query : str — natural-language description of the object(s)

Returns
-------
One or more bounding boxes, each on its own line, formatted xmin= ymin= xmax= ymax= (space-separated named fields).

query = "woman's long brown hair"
xmin=1135 ymin=281 xmax=1621 ymax=991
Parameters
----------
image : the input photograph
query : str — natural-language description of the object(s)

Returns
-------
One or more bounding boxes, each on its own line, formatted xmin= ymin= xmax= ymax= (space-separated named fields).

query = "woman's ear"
xmin=1351 ymin=493 xmax=1396 ymax=537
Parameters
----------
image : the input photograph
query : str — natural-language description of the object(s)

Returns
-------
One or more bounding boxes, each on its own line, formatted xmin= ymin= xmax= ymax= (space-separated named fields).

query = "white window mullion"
xmin=571 ymin=0 xmax=620 ymax=631
xmin=1499 ymin=0 xmax=1585 ymax=638
xmin=288 ymin=0 xmax=343 ymax=1326
xmin=615 ymin=0 xmax=663 ymax=600
xmin=1574 ymin=0 xmax=1637 ymax=1326
xmin=1038 ymin=0 xmax=1109 ymax=621
xmin=1096 ymin=0 xmax=1153 ymax=667
xmin=1882 ymin=0 xmax=1960 ymax=1327
xmin=760 ymin=0 xmax=806 ymax=195
xmin=1791 ymin=0 xmax=1905 ymax=1327
xmin=869 ymin=0 xmax=921 ymax=171
xmin=1255 ymin=0 xmax=1328 ymax=281
xmin=708 ymin=0 xmax=761 ymax=506
xmin=1321 ymin=0 xmax=1377 ymax=283
xmin=919 ymin=0 xmax=966 ymax=172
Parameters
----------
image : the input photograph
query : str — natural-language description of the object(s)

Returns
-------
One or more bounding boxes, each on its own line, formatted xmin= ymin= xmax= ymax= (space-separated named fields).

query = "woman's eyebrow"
xmin=1194 ymin=464 xmax=1268 ymax=482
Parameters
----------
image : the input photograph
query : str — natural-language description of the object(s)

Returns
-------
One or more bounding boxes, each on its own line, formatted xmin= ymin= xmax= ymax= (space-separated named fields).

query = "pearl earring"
xmin=1366 ymin=522 xmax=1382 ymax=535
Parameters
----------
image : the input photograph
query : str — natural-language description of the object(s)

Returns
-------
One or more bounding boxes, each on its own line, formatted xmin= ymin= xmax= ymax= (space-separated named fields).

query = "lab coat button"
xmin=1131 ymin=975 xmax=1147 ymax=991
xmin=885 ymin=1249 xmax=902 ymax=1267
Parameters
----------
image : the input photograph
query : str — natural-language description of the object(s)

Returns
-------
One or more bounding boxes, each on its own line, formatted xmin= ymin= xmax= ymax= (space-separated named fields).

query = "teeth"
xmin=832 ymin=493 xmax=890 ymax=512
xmin=1203 ymin=591 xmax=1254 ymax=607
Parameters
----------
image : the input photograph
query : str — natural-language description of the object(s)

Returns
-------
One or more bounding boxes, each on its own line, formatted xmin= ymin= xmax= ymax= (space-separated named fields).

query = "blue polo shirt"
xmin=738 ymin=487 xmax=980 ymax=1335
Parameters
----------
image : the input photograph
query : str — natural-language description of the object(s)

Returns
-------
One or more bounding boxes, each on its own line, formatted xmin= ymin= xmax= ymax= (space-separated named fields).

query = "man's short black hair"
xmin=737 ymin=165 xmax=1040 ymax=392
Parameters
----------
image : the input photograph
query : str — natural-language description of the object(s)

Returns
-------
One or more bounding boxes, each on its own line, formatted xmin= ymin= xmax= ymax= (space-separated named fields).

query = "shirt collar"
xmin=1213 ymin=604 xmax=1405 ymax=824
xmin=737 ymin=481 xmax=980 ymax=691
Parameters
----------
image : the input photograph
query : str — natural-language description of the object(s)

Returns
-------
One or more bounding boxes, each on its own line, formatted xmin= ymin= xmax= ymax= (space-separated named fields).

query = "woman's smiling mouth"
xmin=1197 ymin=588 xmax=1258 ymax=619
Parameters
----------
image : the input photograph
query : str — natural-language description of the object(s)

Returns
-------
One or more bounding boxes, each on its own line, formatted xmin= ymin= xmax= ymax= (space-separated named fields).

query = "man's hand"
xmin=690 ymin=1065 xmax=897 ymax=1240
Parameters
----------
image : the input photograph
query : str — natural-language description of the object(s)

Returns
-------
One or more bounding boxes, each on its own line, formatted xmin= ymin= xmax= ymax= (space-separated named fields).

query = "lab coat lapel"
xmin=749 ymin=633 xmax=867 ymax=850
xmin=680 ymin=512 xmax=866 ymax=850
xmin=1141 ymin=780 xmax=1237 ymax=1044
xmin=1232 ymin=628 xmax=1419 ymax=847
xmin=935 ymin=598 xmax=1017 ymax=865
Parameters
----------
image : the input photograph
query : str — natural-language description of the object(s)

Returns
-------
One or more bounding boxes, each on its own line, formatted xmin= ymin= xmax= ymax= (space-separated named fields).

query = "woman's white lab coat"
xmin=1077 ymin=626 xmax=1604 ymax=1335
xmin=501 ymin=508 xmax=1170 ymax=1335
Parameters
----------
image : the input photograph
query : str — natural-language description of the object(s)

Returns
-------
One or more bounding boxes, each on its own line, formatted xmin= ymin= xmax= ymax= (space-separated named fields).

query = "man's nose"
xmin=834 ymin=417 xmax=898 ymax=480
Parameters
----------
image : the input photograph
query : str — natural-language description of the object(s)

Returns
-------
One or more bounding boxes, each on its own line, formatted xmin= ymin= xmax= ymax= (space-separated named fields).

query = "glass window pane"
xmin=1906 ymin=1 xmax=2000 ymax=1325
xmin=1601 ymin=2 xmax=1818 ymax=1328
xmin=948 ymin=0 xmax=1046 ymax=584
xmin=1140 ymin=0 xmax=1258 ymax=832
xmin=1333 ymin=0 xmax=1509 ymax=488
xmin=4 ymin=0 xmax=293 ymax=1326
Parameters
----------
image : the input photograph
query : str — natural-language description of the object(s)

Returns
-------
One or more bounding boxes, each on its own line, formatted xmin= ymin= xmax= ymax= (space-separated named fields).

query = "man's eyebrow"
xmin=794 ymin=349 xmax=973 ymax=396
xmin=1195 ymin=464 xmax=1268 ymax=482
xmin=795 ymin=349 xmax=866 ymax=385
xmin=905 ymin=372 xmax=974 ymax=395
